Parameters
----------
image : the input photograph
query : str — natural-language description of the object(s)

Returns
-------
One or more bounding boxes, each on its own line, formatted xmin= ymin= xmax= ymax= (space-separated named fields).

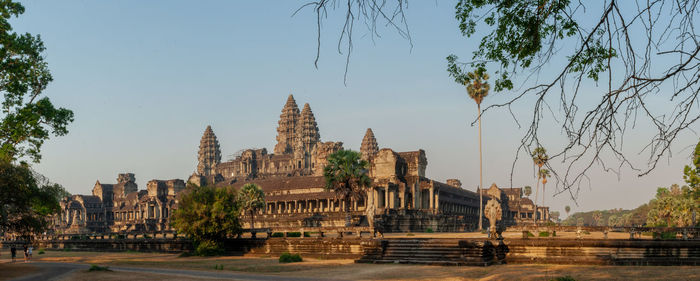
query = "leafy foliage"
xmin=523 ymin=186 xmax=532 ymax=197
xmin=646 ymin=185 xmax=696 ymax=227
xmin=195 ymin=240 xmax=225 ymax=256
xmin=323 ymin=149 xmax=371 ymax=208
xmin=88 ymin=265 xmax=112 ymax=272
xmin=0 ymin=161 xmax=63 ymax=235
xmin=171 ymin=184 xmax=242 ymax=245
xmin=279 ymin=252 xmax=303 ymax=263
xmin=454 ymin=0 xmax=583 ymax=90
xmin=238 ymin=183 xmax=265 ymax=229
xmin=0 ymin=1 xmax=73 ymax=163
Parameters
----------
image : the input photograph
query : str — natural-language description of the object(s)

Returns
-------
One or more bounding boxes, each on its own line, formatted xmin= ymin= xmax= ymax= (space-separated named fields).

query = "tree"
xmin=0 ymin=1 xmax=73 ymax=237
xmin=539 ymin=168 xmax=550 ymax=208
xmin=171 ymin=185 xmax=242 ymax=253
xmin=0 ymin=1 xmax=73 ymax=164
xmin=608 ymin=215 xmax=618 ymax=227
xmin=549 ymin=211 xmax=560 ymax=223
xmin=0 ymin=161 xmax=62 ymax=237
xmin=592 ymin=211 xmax=603 ymax=226
xmin=682 ymin=140 xmax=700 ymax=199
xmin=323 ymin=149 xmax=372 ymax=227
xmin=238 ymin=183 xmax=265 ymax=233
xmin=447 ymin=65 xmax=490 ymax=231
xmin=646 ymin=185 xmax=695 ymax=227
xmin=531 ymin=147 xmax=548 ymax=223
xmin=300 ymin=0 xmax=700 ymax=199
xmin=565 ymin=205 xmax=571 ymax=218
xmin=523 ymin=186 xmax=532 ymax=198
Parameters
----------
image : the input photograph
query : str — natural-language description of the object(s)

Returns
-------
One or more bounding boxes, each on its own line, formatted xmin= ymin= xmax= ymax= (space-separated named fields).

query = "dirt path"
xmin=11 ymin=262 xmax=328 ymax=281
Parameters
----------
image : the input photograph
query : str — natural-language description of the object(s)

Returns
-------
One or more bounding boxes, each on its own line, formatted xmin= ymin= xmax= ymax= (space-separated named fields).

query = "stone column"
xmin=429 ymin=186 xmax=434 ymax=212
xmin=385 ymin=187 xmax=390 ymax=209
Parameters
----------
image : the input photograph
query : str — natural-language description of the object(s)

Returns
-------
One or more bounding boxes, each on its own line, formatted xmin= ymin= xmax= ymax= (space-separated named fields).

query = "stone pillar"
xmin=429 ymin=186 xmax=435 ymax=211
xmin=389 ymin=191 xmax=395 ymax=209
xmin=434 ymin=190 xmax=440 ymax=212
xmin=385 ymin=187 xmax=390 ymax=209
xmin=353 ymin=199 xmax=358 ymax=211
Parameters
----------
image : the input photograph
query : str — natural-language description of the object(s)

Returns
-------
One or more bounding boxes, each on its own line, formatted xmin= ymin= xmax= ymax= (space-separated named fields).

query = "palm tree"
xmin=565 ymin=205 xmax=571 ymax=218
xmin=539 ymin=168 xmax=550 ymax=209
xmin=323 ymin=149 xmax=372 ymax=227
xmin=531 ymin=147 xmax=548 ymax=223
xmin=465 ymin=69 xmax=490 ymax=231
xmin=239 ymin=183 xmax=265 ymax=237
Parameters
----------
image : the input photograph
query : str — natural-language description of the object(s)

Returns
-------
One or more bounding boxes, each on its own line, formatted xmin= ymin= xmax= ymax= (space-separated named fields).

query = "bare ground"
xmin=0 ymin=249 xmax=695 ymax=281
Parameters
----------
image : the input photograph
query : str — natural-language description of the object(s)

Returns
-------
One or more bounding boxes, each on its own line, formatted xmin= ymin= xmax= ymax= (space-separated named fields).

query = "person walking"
xmin=10 ymin=245 xmax=16 ymax=262
xmin=23 ymin=244 xmax=28 ymax=262
xmin=27 ymin=245 xmax=33 ymax=262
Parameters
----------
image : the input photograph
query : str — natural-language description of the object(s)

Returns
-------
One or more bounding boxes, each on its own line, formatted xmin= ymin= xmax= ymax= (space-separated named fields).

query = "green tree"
xmin=531 ymin=147 xmax=548 ymax=223
xmin=0 ymin=1 xmax=73 ymax=237
xmin=565 ymin=205 xmax=571 ymax=218
xmin=171 ymin=185 xmax=242 ymax=253
xmin=238 ymin=183 xmax=265 ymax=233
xmin=447 ymin=64 xmax=490 ymax=231
xmin=539 ymin=168 xmax=550 ymax=209
xmin=0 ymin=1 xmax=73 ymax=163
xmin=592 ymin=211 xmax=603 ymax=226
xmin=0 ymin=161 xmax=62 ymax=237
xmin=523 ymin=186 xmax=532 ymax=198
xmin=608 ymin=215 xmax=618 ymax=227
xmin=647 ymin=185 xmax=695 ymax=227
xmin=682 ymin=140 xmax=700 ymax=199
xmin=323 ymin=149 xmax=372 ymax=227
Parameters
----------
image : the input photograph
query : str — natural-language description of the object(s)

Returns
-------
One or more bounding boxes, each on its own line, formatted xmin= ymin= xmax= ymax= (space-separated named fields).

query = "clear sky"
xmin=11 ymin=1 xmax=698 ymax=217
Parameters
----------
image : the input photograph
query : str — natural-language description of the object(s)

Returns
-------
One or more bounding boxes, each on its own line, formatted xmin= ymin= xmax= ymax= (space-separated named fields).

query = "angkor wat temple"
xmin=53 ymin=95 xmax=549 ymax=234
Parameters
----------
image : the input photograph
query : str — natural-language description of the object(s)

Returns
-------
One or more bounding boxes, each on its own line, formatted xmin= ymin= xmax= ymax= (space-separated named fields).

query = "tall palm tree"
xmin=565 ymin=205 xmax=571 ymax=218
xmin=323 ymin=149 xmax=372 ymax=227
xmin=539 ymin=168 xmax=550 ymax=221
xmin=465 ymin=69 xmax=490 ymax=231
xmin=239 ymin=183 xmax=265 ymax=237
xmin=531 ymin=147 xmax=548 ymax=224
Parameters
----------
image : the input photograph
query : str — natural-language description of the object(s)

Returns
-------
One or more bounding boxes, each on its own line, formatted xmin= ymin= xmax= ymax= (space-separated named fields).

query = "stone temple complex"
xmin=53 ymin=95 xmax=549 ymax=234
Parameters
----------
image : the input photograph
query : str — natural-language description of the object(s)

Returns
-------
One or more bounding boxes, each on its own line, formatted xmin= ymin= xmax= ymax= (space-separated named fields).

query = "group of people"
xmin=5 ymin=244 xmax=33 ymax=263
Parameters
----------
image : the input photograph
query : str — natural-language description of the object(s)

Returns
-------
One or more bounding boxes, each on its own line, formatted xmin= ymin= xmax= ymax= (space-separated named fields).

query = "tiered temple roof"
xmin=274 ymin=95 xmax=301 ymax=155
xmin=197 ymin=125 xmax=221 ymax=176
xmin=360 ymin=128 xmax=379 ymax=160
xmin=295 ymin=103 xmax=320 ymax=155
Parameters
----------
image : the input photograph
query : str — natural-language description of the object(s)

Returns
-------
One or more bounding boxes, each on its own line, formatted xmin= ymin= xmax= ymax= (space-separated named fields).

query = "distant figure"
xmin=23 ymin=244 xmax=27 ymax=262
xmin=27 ymin=245 xmax=33 ymax=262
xmin=10 ymin=245 xmax=16 ymax=262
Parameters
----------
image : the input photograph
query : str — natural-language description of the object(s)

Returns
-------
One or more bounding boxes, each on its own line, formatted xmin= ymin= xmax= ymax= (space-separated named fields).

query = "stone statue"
xmin=485 ymin=198 xmax=502 ymax=239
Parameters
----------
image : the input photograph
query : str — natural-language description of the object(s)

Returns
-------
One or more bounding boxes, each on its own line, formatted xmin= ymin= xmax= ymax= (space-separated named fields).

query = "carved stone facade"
xmin=54 ymin=174 xmax=185 ymax=234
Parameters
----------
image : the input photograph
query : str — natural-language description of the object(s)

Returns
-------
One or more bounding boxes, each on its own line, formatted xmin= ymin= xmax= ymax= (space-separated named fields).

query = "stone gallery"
xmin=53 ymin=95 xmax=549 ymax=234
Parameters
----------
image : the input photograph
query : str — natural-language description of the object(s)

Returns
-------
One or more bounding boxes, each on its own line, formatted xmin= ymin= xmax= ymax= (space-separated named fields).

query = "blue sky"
xmin=11 ymin=1 xmax=698 ymax=216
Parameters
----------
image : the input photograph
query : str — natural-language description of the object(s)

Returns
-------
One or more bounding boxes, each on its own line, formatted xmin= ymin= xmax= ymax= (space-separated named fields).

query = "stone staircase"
xmin=357 ymin=238 xmax=499 ymax=266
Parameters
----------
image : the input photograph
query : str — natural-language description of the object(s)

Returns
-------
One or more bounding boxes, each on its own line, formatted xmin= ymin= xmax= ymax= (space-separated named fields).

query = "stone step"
xmin=382 ymin=253 xmax=466 ymax=259
xmin=383 ymin=250 xmax=471 ymax=256
xmin=366 ymin=259 xmax=493 ymax=266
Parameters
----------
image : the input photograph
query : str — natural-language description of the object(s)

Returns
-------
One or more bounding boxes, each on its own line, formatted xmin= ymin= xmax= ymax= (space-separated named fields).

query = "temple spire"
xmin=197 ymin=125 xmax=221 ymax=176
xmin=295 ymin=103 xmax=320 ymax=155
xmin=274 ymin=95 xmax=301 ymax=154
xmin=360 ymin=128 xmax=379 ymax=160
